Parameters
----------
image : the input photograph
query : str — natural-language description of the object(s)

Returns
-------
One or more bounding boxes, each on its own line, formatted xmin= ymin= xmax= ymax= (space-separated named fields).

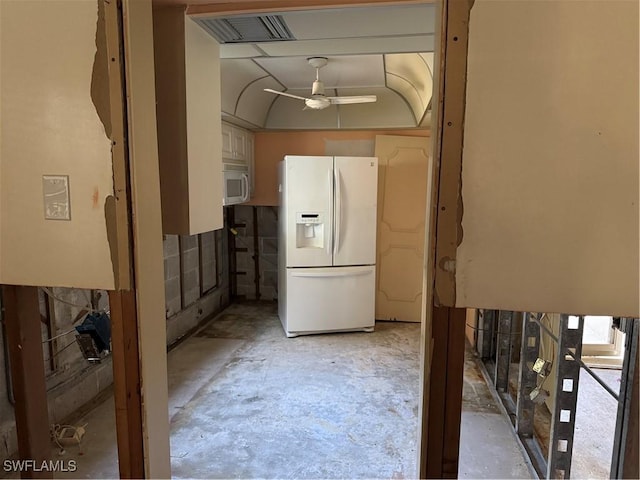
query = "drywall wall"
xmin=0 ymin=0 xmax=116 ymax=289
xmin=456 ymin=0 xmax=639 ymax=317
xmin=251 ymin=129 xmax=429 ymax=206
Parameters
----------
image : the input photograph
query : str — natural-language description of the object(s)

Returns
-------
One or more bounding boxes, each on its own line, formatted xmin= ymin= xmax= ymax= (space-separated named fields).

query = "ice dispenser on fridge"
xmin=296 ymin=212 xmax=324 ymax=248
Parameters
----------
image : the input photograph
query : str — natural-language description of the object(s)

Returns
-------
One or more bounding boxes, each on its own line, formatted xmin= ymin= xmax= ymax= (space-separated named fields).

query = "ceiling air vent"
xmin=196 ymin=15 xmax=295 ymax=43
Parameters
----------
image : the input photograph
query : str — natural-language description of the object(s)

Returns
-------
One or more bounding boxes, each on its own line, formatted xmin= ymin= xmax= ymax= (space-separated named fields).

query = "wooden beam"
xmin=623 ymin=345 xmax=639 ymax=479
xmin=442 ymin=307 xmax=465 ymax=477
xmin=423 ymin=306 xmax=447 ymax=477
xmin=423 ymin=305 xmax=466 ymax=478
xmin=185 ymin=0 xmax=431 ymax=17
xmin=431 ymin=0 xmax=472 ymax=307
xmin=2 ymin=285 xmax=51 ymax=479
xmin=107 ymin=290 xmax=145 ymax=479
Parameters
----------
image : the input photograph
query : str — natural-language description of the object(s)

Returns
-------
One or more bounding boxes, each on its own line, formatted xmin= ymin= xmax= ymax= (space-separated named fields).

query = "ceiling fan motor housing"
xmin=311 ymin=80 xmax=325 ymax=96
xmin=305 ymin=97 xmax=331 ymax=110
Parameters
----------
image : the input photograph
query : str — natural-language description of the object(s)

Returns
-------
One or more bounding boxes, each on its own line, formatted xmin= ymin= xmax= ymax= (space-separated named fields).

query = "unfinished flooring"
xmin=2 ymin=302 xmax=532 ymax=479
xmin=460 ymin=349 xmax=533 ymax=479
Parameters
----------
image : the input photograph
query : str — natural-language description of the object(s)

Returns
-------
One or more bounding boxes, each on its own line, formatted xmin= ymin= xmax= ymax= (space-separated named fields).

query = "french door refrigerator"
xmin=278 ymin=155 xmax=378 ymax=337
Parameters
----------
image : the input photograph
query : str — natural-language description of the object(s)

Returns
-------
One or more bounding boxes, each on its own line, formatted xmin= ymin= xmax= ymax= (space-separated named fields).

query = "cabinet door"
xmin=232 ymin=127 xmax=247 ymax=162
xmin=221 ymin=123 xmax=234 ymax=160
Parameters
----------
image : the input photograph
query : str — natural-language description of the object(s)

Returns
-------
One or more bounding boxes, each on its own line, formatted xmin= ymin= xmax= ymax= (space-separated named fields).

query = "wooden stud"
xmin=431 ymin=0 xmax=472 ymax=307
xmin=41 ymin=290 xmax=56 ymax=374
xmin=214 ymin=229 xmax=221 ymax=289
xmin=178 ymin=235 xmax=186 ymax=310
xmin=198 ymin=234 xmax=205 ymax=297
xmin=108 ymin=290 xmax=145 ymax=479
xmin=252 ymin=206 xmax=261 ymax=300
xmin=423 ymin=305 xmax=466 ymax=478
xmin=227 ymin=207 xmax=238 ymax=299
xmin=423 ymin=305 xmax=448 ymax=478
xmin=623 ymin=345 xmax=639 ymax=479
xmin=1 ymin=285 xmax=51 ymax=479
xmin=442 ymin=307 xmax=466 ymax=477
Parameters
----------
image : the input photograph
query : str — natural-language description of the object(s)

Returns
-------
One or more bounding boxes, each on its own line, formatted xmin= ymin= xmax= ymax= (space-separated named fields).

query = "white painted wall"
xmin=457 ymin=0 xmax=639 ymax=317
xmin=0 ymin=0 xmax=116 ymax=289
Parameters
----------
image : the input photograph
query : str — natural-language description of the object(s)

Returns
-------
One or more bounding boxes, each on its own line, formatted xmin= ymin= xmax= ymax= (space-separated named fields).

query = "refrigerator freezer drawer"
xmin=281 ymin=265 xmax=375 ymax=337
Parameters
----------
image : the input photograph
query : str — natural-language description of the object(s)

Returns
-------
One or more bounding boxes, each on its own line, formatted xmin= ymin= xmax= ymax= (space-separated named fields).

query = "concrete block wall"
xmin=200 ymin=231 xmax=217 ymax=293
xmin=164 ymin=235 xmax=182 ymax=317
xmin=0 ymin=229 xmax=229 ymax=463
xmin=0 ymin=287 xmax=109 ymax=461
xmin=180 ymin=235 xmax=201 ymax=307
xmin=232 ymin=205 xmax=278 ymax=301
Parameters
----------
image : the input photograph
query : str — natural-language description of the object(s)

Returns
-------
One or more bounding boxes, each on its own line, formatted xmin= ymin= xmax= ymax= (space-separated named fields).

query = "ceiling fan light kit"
xmin=264 ymin=57 xmax=377 ymax=110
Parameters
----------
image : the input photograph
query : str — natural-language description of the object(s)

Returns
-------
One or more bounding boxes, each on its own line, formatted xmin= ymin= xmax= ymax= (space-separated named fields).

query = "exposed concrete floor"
xmin=2 ymin=302 xmax=534 ymax=479
xmin=170 ymin=302 xmax=420 ymax=479
xmin=571 ymin=367 xmax=621 ymax=479
xmin=460 ymin=349 xmax=533 ymax=479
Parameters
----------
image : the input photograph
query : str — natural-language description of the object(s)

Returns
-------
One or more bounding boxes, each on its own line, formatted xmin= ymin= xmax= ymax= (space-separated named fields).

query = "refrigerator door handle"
xmin=327 ymin=168 xmax=333 ymax=256
xmin=290 ymin=269 xmax=371 ymax=278
xmin=334 ymin=169 xmax=342 ymax=256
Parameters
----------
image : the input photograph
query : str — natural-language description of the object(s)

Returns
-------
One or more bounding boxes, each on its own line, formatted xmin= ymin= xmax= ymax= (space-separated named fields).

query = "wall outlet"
xmin=43 ymin=175 xmax=71 ymax=220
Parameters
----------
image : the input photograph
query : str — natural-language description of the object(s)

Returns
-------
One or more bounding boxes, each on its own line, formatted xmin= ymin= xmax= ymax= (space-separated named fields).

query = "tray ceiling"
xmin=192 ymin=3 xmax=436 ymax=129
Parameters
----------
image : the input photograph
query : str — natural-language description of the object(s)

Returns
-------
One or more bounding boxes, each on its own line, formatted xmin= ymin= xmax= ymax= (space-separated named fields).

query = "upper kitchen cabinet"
xmin=222 ymin=122 xmax=250 ymax=165
xmin=153 ymin=7 xmax=223 ymax=235
xmin=222 ymin=121 xmax=255 ymax=204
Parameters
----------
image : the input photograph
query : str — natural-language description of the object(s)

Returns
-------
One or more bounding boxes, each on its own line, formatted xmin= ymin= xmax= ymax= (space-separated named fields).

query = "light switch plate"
xmin=43 ymin=175 xmax=71 ymax=220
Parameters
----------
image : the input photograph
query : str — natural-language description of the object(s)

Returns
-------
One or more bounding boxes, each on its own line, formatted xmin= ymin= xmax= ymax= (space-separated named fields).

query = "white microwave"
xmin=223 ymin=164 xmax=250 ymax=206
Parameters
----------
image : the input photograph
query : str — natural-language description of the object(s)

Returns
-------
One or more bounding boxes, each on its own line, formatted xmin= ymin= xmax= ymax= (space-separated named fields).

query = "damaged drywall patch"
xmin=91 ymin=0 xmax=132 ymax=290
xmin=93 ymin=0 xmax=118 ymax=283
xmin=91 ymin=0 xmax=112 ymax=138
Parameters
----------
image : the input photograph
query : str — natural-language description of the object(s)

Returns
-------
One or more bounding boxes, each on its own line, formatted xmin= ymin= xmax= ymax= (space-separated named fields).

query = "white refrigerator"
xmin=278 ymin=155 xmax=378 ymax=337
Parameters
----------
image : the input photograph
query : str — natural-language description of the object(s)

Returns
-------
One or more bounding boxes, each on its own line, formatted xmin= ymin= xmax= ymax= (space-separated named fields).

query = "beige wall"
xmin=185 ymin=17 xmax=223 ymax=234
xmin=250 ymin=129 xmax=429 ymax=206
xmin=457 ymin=0 xmax=639 ymax=317
xmin=0 ymin=0 xmax=117 ymax=289
xmin=153 ymin=9 xmax=223 ymax=235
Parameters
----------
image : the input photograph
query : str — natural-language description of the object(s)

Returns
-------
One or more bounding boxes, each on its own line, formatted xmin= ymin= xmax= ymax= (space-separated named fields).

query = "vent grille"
xmin=196 ymin=15 xmax=295 ymax=43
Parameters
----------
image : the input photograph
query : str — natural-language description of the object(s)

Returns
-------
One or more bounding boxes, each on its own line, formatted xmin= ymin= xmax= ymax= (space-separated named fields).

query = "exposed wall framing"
xmin=229 ymin=206 xmax=279 ymax=302
xmin=472 ymin=309 xmax=638 ymax=479
xmin=1 ymin=286 xmax=51 ymax=479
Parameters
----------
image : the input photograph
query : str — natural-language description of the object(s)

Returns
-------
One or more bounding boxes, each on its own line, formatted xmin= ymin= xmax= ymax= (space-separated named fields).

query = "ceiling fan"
xmin=264 ymin=57 xmax=377 ymax=110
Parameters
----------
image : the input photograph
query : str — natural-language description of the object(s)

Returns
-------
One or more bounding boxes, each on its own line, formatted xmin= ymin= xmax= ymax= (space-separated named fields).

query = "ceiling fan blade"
xmin=264 ymin=88 xmax=308 ymax=101
xmin=328 ymin=95 xmax=377 ymax=105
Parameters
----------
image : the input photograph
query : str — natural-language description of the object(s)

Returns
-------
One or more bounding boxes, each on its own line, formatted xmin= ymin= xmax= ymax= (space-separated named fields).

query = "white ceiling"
xmin=216 ymin=3 xmax=436 ymax=60
xmin=254 ymin=55 xmax=386 ymax=89
xmin=193 ymin=3 xmax=437 ymax=129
